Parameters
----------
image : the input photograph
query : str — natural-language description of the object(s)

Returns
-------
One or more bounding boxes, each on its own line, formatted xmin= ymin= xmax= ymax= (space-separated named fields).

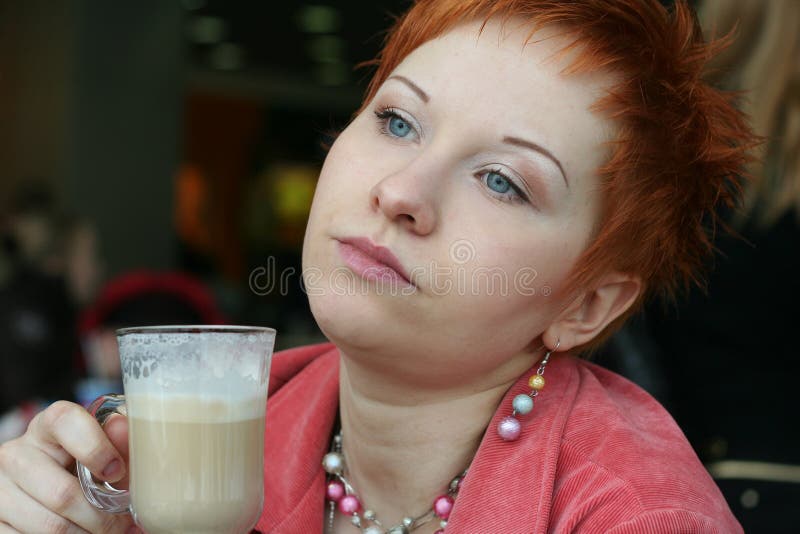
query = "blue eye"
xmin=388 ymin=115 xmax=411 ymax=137
xmin=487 ymin=171 xmax=511 ymax=194
xmin=481 ymin=169 xmax=530 ymax=205
xmin=374 ymin=107 xmax=418 ymax=141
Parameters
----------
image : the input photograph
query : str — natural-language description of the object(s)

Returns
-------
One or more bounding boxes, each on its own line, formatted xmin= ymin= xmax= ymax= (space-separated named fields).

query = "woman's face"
xmin=302 ymin=19 xmax=614 ymax=383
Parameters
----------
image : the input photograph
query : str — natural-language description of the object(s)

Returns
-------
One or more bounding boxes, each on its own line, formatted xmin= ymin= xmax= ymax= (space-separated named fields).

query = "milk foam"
xmin=118 ymin=330 xmax=272 ymax=401
xmin=126 ymin=393 xmax=266 ymax=423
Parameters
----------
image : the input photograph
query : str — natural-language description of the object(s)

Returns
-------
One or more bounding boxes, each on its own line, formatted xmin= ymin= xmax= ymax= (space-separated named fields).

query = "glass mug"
xmin=77 ymin=326 xmax=276 ymax=534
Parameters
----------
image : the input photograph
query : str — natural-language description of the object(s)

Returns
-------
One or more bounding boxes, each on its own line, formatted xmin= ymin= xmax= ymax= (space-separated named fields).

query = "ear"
xmin=542 ymin=272 xmax=641 ymax=352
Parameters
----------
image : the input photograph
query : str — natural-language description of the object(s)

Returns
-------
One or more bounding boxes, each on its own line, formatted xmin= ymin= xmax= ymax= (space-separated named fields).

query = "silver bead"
xmin=387 ymin=527 xmax=409 ymax=534
xmin=322 ymin=452 xmax=344 ymax=474
xmin=364 ymin=509 xmax=376 ymax=521
xmin=440 ymin=519 xmax=448 ymax=528
xmin=351 ymin=515 xmax=362 ymax=526
xmin=449 ymin=476 xmax=461 ymax=491
xmin=364 ymin=527 xmax=383 ymax=534
xmin=402 ymin=516 xmax=414 ymax=527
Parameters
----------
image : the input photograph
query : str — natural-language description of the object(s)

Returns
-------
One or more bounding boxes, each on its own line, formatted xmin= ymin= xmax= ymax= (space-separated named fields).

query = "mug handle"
xmin=76 ymin=394 xmax=131 ymax=513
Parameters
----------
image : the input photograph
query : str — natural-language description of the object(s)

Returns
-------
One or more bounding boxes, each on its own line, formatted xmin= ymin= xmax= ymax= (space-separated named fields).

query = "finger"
xmin=1 ymin=442 xmax=130 ymax=534
xmin=103 ymin=414 xmax=129 ymax=459
xmin=26 ymin=401 xmax=126 ymax=482
xmin=0 ymin=522 xmax=21 ymax=534
xmin=102 ymin=414 xmax=130 ymax=490
xmin=0 ymin=479 xmax=89 ymax=534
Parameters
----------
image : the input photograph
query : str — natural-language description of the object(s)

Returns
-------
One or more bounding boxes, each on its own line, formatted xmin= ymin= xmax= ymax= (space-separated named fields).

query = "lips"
xmin=335 ymin=236 xmax=415 ymax=287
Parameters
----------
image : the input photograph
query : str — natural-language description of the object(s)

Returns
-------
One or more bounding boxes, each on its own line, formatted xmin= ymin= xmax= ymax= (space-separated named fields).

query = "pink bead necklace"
xmin=323 ymin=342 xmax=555 ymax=533
xmin=322 ymin=428 xmax=467 ymax=534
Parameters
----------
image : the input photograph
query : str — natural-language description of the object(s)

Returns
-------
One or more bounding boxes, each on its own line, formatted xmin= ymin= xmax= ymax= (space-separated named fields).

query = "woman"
xmin=0 ymin=0 xmax=753 ymax=532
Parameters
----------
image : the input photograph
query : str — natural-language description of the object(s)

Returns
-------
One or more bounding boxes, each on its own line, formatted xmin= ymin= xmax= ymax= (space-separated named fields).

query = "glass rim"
xmin=115 ymin=325 xmax=276 ymax=337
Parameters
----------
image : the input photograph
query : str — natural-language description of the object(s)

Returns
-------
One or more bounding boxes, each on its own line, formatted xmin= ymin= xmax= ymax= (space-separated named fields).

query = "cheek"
xmin=314 ymin=148 xmax=356 ymax=205
xmin=307 ymin=144 xmax=377 ymax=243
xmin=316 ymin=123 xmax=379 ymax=188
xmin=303 ymin=138 xmax=360 ymax=249
xmin=429 ymin=236 xmax=571 ymax=325
xmin=457 ymin=232 xmax=565 ymax=290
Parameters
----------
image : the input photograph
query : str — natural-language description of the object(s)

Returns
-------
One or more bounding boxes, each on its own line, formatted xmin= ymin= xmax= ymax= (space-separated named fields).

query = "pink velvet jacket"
xmin=254 ymin=343 xmax=742 ymax=533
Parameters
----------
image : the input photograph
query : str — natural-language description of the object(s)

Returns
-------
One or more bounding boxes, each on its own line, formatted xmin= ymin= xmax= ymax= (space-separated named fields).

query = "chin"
xmin=309 ymin=286 xmax=408 ymax=354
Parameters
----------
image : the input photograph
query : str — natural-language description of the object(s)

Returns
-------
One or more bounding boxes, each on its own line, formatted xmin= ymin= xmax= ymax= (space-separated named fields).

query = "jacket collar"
xmin=258 ymin=344 xmax=579 ymax=533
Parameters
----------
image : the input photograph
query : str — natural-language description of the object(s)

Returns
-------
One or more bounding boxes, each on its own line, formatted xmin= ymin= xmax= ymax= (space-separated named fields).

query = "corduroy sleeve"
xmin=602 ymin=509 xmax=740 ymax=534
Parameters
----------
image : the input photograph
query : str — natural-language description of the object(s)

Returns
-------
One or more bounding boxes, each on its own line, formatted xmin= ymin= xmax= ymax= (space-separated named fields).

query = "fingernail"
xmin=102 ymin=458 xmax=123 ymax=481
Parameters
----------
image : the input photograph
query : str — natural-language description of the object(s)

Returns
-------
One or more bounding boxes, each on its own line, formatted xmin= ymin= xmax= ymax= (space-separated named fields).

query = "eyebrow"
xmin=502 ymin=136 xmax=569 ymax=189
xmin=387 ymin=75 xmax=430 ymax=103
xmin=387 ymin=75 xmax=568 ymax=190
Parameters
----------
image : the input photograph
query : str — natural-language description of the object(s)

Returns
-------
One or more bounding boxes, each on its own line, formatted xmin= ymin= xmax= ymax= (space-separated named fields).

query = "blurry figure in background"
xmin=75 ymin=271 xmax=227 ymax=407
xmin=0 ymin=183 xmax=101 ymax=441
xmin=643 ymin=0 xmax=800 ymax=530
xmin=0 ymin=261 xmax=75 ymax=442
xmin=1 ymin=183 xmax=102 ymax=305
xmin=61 ymin=215 xmax=101 ymax=308
xmin=3 ymin=183 xmax=57 ymax=273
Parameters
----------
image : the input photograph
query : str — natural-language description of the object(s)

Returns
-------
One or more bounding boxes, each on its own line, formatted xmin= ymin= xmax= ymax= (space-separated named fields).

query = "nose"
xmin=369 ymin=168 xmax=438 ymax=236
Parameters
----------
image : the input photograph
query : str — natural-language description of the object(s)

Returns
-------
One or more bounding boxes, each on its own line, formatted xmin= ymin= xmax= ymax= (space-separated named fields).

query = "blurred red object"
xmin=79 ymin=270 xmax=227 ymax=336
xmin=76 ymin=271 xmax=227 ymax=379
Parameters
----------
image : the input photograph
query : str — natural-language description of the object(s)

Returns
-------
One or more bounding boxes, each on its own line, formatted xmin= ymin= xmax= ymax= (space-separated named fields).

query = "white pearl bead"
xmin=322 ymin=452 xmax=344 ymax=474
xmin=364 ymin=527 xmax=383 ymax=534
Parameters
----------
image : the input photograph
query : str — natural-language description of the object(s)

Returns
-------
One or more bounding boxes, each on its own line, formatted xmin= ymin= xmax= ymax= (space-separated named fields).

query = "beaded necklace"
xmin=322 ymin=427 xmax=466 ymax=534
xmin=322 ymin=342 xmax=555 ymax=533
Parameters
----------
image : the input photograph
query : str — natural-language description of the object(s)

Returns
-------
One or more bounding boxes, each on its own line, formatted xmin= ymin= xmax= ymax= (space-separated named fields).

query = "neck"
xmin=336 ymin=346 xmax=541 ymax=527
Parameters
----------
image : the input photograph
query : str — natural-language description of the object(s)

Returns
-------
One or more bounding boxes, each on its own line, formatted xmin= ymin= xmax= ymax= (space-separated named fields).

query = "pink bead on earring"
xmin=497 ymin=338 xmax=560 ymax=441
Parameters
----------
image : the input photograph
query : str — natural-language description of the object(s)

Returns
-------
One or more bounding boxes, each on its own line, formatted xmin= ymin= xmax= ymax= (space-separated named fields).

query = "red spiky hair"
xmin=351 ymin=0 xmax=759 ymax=355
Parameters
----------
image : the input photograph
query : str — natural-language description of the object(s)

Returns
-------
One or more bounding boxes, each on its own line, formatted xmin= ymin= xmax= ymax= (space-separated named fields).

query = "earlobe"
xmin=542 ymin=328 xmax=572 ymax=354
xmin=545 ymin=273 xmax=641 ymax=352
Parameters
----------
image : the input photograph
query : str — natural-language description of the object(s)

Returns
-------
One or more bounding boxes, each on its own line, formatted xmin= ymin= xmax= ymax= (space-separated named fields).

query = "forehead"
xmin=384 ymin=18 xmax=617 ymax=188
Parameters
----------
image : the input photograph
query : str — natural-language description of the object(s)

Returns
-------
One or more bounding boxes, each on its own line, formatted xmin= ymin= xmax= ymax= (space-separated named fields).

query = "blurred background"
xmin=0 ymin=0 xmax=797 ymax=531
xmin=0 ymin=0 xmax=407 ymax=454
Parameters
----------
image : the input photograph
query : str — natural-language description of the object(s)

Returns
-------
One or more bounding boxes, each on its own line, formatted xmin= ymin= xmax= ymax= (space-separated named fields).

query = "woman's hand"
xmin=0 ymin=401 xmax=136 ymax=533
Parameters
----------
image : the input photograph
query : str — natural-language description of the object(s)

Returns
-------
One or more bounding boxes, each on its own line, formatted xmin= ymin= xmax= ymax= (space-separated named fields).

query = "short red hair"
xmin=351 ymin=0 xmax=758 ymax=354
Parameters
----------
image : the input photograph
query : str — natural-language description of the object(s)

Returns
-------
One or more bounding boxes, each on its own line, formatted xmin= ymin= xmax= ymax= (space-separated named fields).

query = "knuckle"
xmin=0 ymin=442 xmax=21 ymax=474
xmin=41 ymin=513 xmax=72 ymax=534
xmin=43 ymin=401 xmax=80 ymax=429
xmin=84 ymin=441 xmax=112 ymax=468
xmin=49 ymin=478 xmax=78 ymax=515
xmin=97 ymin=511 xmax=125 ymax=534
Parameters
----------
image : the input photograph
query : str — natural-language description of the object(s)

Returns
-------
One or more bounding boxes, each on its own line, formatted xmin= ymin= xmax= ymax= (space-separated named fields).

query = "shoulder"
xmin=267 ymin=341 xmax=337 ymax=396
xmin=548 ymin=357 xmax=742 ymax=533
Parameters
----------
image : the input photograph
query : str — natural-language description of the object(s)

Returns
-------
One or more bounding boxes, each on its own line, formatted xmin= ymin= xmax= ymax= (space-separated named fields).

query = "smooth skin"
xmin=0 ymin=403 xmax=136 ymax=533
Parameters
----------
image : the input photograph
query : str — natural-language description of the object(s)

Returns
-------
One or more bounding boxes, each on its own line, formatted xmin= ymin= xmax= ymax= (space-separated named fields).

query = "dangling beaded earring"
xmin=497 ymin=338 xmax=560 ymax=441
